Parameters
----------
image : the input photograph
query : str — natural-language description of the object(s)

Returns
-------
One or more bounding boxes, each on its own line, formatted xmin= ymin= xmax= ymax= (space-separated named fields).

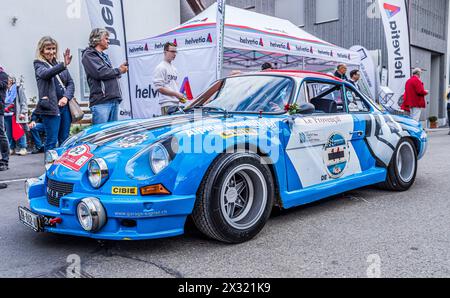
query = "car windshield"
xmin=187 ymin=75 xmax=294 ymax=113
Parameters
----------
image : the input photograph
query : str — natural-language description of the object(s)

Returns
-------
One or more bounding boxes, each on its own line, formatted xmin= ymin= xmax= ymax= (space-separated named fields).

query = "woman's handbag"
xmin=54 ymin=73 xmax=84 ymax=123
xmin=68 ymin=97 xmax=84 ymax=123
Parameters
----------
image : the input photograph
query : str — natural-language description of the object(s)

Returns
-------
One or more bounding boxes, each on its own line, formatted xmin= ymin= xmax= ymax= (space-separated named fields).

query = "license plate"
xmin=18 ymin=207 xmax=43 ymax=232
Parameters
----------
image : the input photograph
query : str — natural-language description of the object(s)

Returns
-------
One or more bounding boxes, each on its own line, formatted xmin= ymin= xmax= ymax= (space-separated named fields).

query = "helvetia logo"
xmin=180 ymin=77 xmax=194 ymax=100
xmin=269 ymin=41 xmax=291 ymax=51
xmin=239 ymin=37 xmax=263 ymax=47
xmin=185 ymin=34 xmax=213 ymax=45
xmin=383 ymin=3 xmax=401 ymax=18
xmin=129 ymin=43 xmax=148 ymax=54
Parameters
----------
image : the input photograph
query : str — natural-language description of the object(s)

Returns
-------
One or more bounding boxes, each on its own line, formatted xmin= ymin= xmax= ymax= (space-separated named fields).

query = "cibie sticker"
xmin=56 ymin=145 xmax=94 ymax=171
xmin=322 ymin=133 xmax=350 ymax=179
xmin=118 ymin=134 xmax=148 ymax=148
xmin=112 ymin=187 xmax=138 ymax=196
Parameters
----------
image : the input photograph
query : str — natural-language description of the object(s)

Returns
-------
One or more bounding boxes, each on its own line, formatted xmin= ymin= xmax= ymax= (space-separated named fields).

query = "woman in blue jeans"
xmin=33 ymin=36 xmax=74 ymax=152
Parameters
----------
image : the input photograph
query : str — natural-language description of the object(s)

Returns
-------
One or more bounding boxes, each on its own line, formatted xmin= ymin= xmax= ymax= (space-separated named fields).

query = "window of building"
xmin=275 ymin=0 xmax=305 ymax=27
xmin=315 ymin=0 xmax=339 ymax=24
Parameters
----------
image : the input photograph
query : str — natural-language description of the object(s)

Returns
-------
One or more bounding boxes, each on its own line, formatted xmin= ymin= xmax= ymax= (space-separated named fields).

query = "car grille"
xmin=46 ymin=179 xmax=74 ymax=207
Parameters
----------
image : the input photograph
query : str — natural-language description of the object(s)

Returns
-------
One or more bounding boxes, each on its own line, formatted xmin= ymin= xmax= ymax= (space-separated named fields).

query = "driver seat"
xmin=310 ymin=98 xmax=337 ymax=114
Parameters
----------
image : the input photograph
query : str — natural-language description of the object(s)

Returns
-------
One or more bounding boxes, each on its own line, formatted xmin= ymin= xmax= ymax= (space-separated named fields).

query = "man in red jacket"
xmin=401 ymin=68 xmax=429 ymax=122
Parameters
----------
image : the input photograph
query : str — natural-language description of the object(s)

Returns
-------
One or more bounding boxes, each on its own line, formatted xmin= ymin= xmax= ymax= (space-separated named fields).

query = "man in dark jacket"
xmin=334 ymin=64 xmax=349 ymax=81
xmin=0 ymin=67 xmax=10 ymax=171
xmin=82 ymin=28 xmax=128 ymax=125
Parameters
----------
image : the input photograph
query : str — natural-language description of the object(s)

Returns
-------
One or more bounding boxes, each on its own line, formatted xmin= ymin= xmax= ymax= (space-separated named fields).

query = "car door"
xmin=344 ymin=85 xmax=408 ymax=168
xmin=285 ymin=79 xmax=363 ymax=191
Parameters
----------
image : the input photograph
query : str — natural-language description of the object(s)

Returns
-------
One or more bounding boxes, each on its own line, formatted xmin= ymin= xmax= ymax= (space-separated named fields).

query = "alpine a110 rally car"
xmin=19 ymin=70 xmax=428 ymax=243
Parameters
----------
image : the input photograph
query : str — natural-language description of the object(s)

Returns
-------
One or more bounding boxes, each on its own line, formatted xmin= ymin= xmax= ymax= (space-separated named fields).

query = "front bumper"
xmin=25 ymin=178 xmax=196 ymax=241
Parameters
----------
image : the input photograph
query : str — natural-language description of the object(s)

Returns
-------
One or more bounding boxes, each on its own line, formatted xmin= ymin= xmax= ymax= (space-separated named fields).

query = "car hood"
xmin=49 ymin=114 xmax=283 ymax=182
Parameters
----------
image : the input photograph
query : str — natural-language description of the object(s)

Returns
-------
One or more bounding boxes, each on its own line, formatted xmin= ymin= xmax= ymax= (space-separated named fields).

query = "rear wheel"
xmin=192 ymin=153 xmax=275 ymax=243
xmin=379 ymin=138 xmax=418 ymax=191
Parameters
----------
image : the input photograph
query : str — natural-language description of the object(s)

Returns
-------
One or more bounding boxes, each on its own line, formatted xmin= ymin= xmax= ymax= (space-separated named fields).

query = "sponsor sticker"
xmin=56 ymin=145 xmax=94 ymax=171
xmin=118 ymin=134 xmax=148 ymax=148
xmin=221 ymin=128 xmax=258 ymax=139
xmin=322 ymin=133 xmax=350 ymax=179
xmin=112 ymin=187 xmax=138 ymax=196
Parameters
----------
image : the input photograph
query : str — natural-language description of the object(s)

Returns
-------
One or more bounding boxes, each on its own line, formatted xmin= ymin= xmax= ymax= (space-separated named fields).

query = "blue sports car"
xmin=19 ymin=70 xmax=428 ymax=243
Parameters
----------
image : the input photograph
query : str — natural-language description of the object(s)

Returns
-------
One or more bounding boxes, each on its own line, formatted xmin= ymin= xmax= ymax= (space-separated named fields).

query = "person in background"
xmin=401 ymin=68 xmax=429 ymax=122
xmin=261 ymin=62 xmax=274 ymax=71
xmin=0 ymin=66 xmax=10 ymax=172
xmin=28 ymin=110 xmax=45 ymax=154
xmin=153 ymin=42 xmax=186 ymax=116
xmin=34 ymin=36 xmax=74 ymax=152
xmin=334 ymin=64 xmax=348 ymax=81
xmin=82 ymin=28 xmax=128 ymax=125
xmin=446 ymin=88 xmax=450 ymax=135
xmin=349 ymin=70 xmax=361 ymax=90
xmin=4 ymin=76 xmax=28 ymax=156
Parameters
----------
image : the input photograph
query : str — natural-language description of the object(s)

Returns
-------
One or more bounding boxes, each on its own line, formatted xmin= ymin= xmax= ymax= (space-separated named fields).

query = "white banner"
xmin=129 ymin=48 xmax=217 ymax=119
xmin=377 ymin=0 xmax=411 ymax=110
xmin=350 ymin=45 xmax=378 ymax=100
xmin=216 ymin=0 xmax=226 ymax=80
xmin=86 ymin=0 xmax=132 ymax=119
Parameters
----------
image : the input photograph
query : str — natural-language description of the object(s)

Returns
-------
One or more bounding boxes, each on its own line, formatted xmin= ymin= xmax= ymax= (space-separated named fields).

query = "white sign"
xmin=86 ymin=0 xmax=132 ymax=119
xmin=350 ymin=45 xmax=378 ymax=100
xmin=128 ymin=48 xmax=216 ymax=119
xmin=377 ymin=0 xmax=411 ymax=110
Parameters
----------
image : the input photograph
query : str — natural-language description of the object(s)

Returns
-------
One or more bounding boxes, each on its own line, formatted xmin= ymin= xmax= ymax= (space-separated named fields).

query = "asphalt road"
xmin=0 ymin=130 xmax=449 ymax=278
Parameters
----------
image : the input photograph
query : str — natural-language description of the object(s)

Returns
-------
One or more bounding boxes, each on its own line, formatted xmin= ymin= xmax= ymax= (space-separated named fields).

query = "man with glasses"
xmin=153 ymin=42 xmax=186 ymax=116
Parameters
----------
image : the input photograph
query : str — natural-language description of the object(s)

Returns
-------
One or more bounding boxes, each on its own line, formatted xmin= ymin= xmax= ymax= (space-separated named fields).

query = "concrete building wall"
xmin=0 ymin=0 xmax=180 ymax=102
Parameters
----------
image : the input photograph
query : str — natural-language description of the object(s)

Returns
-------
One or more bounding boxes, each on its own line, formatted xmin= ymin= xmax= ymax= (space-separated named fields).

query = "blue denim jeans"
xmin=4 ymin=115 xmax=27 ymax=150
xmin=30 ymin=123 xmax=45 ymax=149
xmin=41 ymin=115 xmax=60 ymax=152
xmin=90 ymin=100 xmax=121 ymax=125
xmin=58 ymin=105 xmax=72 ymax=145
xmin=0 ymin=116 xmax=9 ymax=163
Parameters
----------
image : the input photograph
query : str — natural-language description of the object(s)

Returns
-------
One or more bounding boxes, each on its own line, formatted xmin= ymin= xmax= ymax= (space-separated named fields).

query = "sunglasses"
xmin=166 ymin=50 xmax=178 ymax=53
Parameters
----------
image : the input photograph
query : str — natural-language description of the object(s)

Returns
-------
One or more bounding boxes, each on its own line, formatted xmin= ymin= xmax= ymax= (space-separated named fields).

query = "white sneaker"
xmin=17 ymin=148 xmax=28 ymax=156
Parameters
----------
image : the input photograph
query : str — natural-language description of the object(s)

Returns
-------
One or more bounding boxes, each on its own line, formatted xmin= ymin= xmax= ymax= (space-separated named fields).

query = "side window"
xmin=304 ymin=81 xmax=345 ymax=114
xmin=345 ymin=87 xmax=370 ymax=113
xmin=296 ymin=83 xmax=308 ymax=105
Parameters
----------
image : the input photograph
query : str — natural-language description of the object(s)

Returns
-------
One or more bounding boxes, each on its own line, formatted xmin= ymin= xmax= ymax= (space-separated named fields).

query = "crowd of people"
xmin=1 ymin=28 xmax=449 ymax=190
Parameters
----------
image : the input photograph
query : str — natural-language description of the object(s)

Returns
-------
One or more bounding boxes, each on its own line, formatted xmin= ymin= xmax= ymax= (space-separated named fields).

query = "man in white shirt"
xmin=153 ymin=42 xmax=186 ymax=116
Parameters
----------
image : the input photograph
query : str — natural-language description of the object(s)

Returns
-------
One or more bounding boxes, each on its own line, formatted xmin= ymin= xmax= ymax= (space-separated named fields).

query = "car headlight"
xmin=76 ymin=198 xmax=107 ymax=232
xmin=45 ymin=150 xmax=59 ymax=170
xmin=149 ymin=143 xmax=171 ymax=174
xmin=88 ymin=158 xmax=109 ymax=189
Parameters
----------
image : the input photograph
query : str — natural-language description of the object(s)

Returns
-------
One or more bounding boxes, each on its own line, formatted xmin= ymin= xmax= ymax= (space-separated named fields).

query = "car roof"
xmin=259 ymin=69 xmax=343 ymax=82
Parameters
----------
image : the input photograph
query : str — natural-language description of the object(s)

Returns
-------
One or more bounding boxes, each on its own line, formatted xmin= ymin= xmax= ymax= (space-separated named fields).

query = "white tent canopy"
xmin=127 ymin=4 xmax=360 ymax=118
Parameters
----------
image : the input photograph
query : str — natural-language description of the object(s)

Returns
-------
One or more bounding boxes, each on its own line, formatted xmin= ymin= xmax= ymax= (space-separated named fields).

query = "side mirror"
xmin=297 ymin=103 xmax=315 ymax=115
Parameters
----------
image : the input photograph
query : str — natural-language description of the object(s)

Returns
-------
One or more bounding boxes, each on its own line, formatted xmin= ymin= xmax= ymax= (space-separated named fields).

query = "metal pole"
xmin=120 ymin=0 xmax=134 ymax=119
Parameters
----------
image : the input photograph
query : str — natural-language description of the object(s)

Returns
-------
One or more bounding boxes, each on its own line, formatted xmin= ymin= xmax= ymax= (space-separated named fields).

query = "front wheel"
xmin=379 ymin=138 xmax=418 ymax=191
xmin=192 ymin=153 xmax=275 ymax=243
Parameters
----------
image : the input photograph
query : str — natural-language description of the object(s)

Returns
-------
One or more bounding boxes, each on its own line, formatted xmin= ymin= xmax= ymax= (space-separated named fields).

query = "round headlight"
xmin=88 ymin=158 xmax=109 ymax=189
xmin=149 ymin=143 xmax=170 ymax=174
xmin=76 ymin=198 xmax=107 ymax=232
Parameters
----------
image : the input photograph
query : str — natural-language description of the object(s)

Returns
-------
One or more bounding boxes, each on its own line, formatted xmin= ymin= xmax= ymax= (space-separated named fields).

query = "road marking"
xmin=0 ymin=178 xmax=29 ymax=184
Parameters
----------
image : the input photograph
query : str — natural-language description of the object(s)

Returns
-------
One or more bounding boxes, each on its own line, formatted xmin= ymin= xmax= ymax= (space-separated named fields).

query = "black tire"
xmin=379 ymin=138 xmax=418 ymax=191
xmin=192 ymin=153 xmax=275 ymax=243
